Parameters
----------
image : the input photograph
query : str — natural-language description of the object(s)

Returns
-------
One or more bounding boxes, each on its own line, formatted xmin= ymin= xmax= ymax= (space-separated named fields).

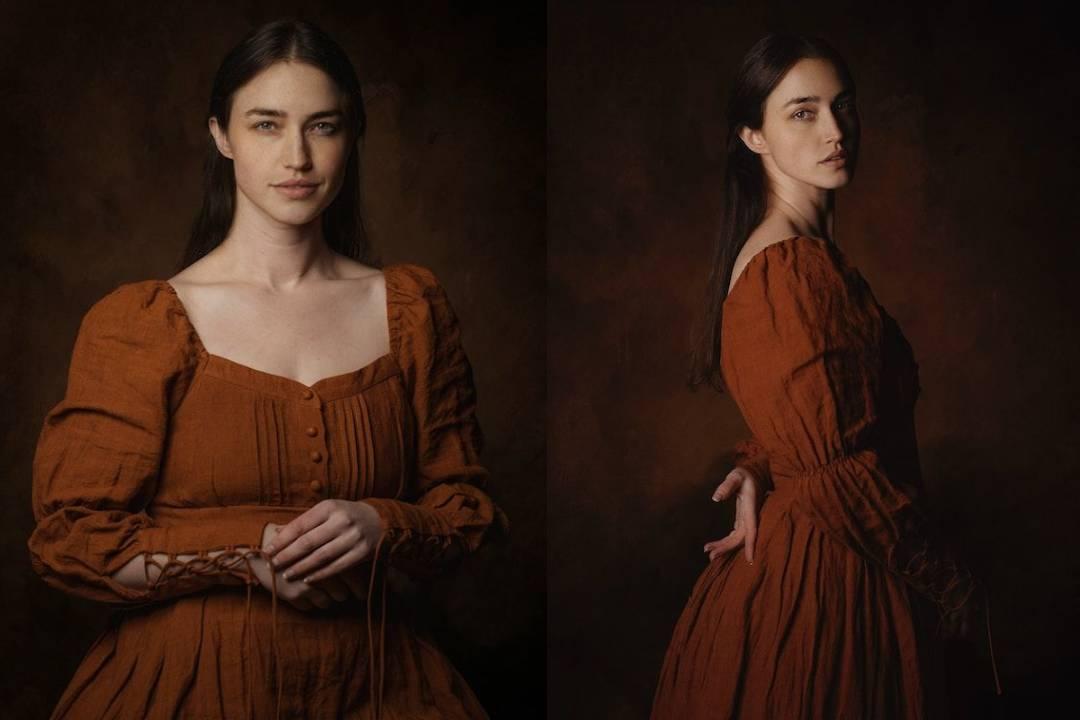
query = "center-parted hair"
xmin=179 ymin=17 xmax=371 ymax=271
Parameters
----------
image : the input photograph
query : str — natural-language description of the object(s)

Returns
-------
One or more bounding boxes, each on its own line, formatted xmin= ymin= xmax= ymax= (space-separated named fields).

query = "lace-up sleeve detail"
xmin=363 ymin=265 xmax=508 ymax=578
xmin=27 ymin=282 xmax=271 ymax=606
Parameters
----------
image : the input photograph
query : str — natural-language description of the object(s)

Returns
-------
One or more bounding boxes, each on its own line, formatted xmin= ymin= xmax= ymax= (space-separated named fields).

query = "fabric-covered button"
xmin=310 ymin=450 xmax=323 ymax=463
xmin=309 ymin=480 xmax=323 ymax=492
xmin=305 ymin=426 xmax=318 ymax=437
xmin=301 ymin=389 xmax=314 ymax=400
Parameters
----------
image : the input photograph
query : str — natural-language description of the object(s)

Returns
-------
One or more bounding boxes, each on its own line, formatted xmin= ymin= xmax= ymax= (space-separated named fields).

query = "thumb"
xmin=713 ymin=470 xmax=744 ymax=501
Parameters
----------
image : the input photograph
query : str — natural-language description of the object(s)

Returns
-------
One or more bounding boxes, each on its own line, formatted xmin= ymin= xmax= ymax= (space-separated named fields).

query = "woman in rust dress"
xmin=27 ymin=19 xmax=505 ymax=719
xmin=650 ymin=34 xmax=1001 ymax=719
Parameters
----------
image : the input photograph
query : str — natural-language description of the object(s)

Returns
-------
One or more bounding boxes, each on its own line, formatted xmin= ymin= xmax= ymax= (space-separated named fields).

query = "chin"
xmin=831 ymin=173 xmax=854 ymax=189
xmin=816 ymin=167 xmax=854 ymax=189
xmin=264 ymin=204 xmax=322 ymax=226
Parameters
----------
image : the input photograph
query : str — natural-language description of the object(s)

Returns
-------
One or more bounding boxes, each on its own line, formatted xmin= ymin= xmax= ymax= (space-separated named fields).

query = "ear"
xmin=208 ymin=117 xmax=234 ymax=160
xmin=738 ymin=125 xmax=768 ymax=156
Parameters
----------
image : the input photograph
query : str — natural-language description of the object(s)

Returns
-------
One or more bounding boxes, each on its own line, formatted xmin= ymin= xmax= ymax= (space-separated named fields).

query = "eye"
xmin=793 ymin=109 xmax=814 ymax=120
xmin=254 ymin=120 xmax=276 ymax=130
xmin=312 ymin=122 xmax=339 ymax=135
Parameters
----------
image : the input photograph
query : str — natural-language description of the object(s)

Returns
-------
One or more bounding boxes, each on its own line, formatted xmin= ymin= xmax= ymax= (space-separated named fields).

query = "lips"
xmin=822 ymin=150 xmax=847 ymax=162
xmin=274 ymin=180 xmax=319 ymax=187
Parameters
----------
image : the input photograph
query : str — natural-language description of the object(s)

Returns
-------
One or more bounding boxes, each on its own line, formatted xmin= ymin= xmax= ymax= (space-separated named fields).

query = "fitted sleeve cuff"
xmin=138 ymin=515 xmax=270 ymax=556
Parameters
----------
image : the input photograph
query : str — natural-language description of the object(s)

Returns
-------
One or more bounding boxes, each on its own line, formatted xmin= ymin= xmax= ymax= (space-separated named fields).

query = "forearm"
xmin=362 ymin=483 xmax=502 ymax=578
xmin=792 ymin=447 xmax=976 ymax=613
xmin=111 ymin=546 xmax=266 ymax=597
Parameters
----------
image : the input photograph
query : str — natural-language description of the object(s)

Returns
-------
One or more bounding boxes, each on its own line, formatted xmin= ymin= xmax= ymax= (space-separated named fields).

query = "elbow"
xmin=27 ymin=535 xmax=150 ymax=606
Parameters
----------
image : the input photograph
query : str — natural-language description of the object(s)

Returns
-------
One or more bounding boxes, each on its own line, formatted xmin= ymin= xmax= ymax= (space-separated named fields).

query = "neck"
xmin=765 ymin=178 xmax=835 ymax=242
xmin=213 ymin=188 xmax=338 ymax=290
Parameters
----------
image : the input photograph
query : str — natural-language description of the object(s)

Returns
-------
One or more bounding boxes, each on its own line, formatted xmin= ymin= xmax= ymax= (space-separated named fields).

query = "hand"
xmin=263 ymin=500 xmax=384 ymax=588
xmin=248 ymin=523 xmax=347 ymax=611
xmin=704 ymin=466 xmax=764 ymax=564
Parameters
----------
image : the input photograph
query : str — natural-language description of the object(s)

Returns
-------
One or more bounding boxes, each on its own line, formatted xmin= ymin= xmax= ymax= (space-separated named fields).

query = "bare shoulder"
xmin=166 ymin=248 xmax=224 ymax=288
xmin=333 ymin=254 xmax=385 ymax=304
xmin=727 ymin=222 xmax=802 ymax=295
xmin=333 ymin=253 xmax=383 ymax=280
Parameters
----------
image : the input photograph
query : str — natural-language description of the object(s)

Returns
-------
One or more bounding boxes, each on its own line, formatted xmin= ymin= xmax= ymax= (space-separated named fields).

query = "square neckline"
xmin=158 ymin=268 xmax=399 ymax=393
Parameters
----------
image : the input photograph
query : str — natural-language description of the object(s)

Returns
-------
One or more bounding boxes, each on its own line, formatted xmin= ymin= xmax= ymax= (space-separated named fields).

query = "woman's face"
xmin=209 ymin=60 xmax=351 ymax=229
xmin=740 ymin=57 xmax=860 ymax=190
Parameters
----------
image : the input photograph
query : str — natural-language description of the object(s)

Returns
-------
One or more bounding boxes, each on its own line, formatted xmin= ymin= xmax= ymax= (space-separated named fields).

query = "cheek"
xmin=319 ymin=144 xmax=351 ymax=185
xmin=318 ymin=141 xmax=349 ymax=171
xmin=770 ymin=138 xmax=808 ymax=172
xmin=231 ymin=144 xmax=270 ymax=188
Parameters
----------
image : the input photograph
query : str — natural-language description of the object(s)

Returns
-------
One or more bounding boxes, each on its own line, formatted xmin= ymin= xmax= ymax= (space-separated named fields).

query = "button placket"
xmin=298 ymin=387 xmax=329 ymax=499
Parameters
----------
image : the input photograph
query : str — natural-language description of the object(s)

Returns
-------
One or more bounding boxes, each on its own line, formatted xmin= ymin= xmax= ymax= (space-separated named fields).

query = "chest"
xmin=171 ymin=279 xmax=391 ymax=387
xmin=156 ymin=356 xmax=417 ymax=508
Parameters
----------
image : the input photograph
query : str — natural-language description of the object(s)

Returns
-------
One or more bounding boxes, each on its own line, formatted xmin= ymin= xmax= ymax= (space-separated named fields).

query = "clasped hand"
xmin=703 ymin=466 xmax=765 ymax=565
xmin=249 ymin=499 xmax=384 ymax=611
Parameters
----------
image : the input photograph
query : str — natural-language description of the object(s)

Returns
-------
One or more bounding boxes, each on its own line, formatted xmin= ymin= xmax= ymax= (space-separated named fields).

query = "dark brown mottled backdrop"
xmin=2 ymin=2 xmax=544 ymax=718
xmin=550 ymin=2 xmax=1078 ymax=718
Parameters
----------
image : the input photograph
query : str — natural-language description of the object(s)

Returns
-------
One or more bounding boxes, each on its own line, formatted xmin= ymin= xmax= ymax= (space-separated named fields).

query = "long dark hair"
xmin=688 ymin=32 xmax=855 ymax=393
xmin=177 ymin=17 xmax=371 ymax=272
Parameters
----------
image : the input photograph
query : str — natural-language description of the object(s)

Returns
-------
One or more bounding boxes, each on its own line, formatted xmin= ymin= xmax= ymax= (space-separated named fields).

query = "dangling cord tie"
xmin=367 ymin=530 xmax=390 ymax=720
xmin=253 ymin=548 xmax=284 ymax=720
xmin=985 ymin=592 xmax=1002 ymax=695
xmin=379 ymin=558 xmax=388 ymax=715
xmin=143 ymin=547 xmax=283 ymax=719
xmin=244 ymin=562 xmax=254 ymax=720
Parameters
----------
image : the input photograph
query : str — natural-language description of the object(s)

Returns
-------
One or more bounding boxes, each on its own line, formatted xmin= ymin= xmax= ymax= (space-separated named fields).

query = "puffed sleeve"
xmin=732 ymin=436 xmax=773 ymax=494
xmin=727 ymin=246 xmax=981 ymax=619
xmin=28 ymin=282 xmax=270 ymax=606
xmin=363 ymin=265 xmax=509 ymax=578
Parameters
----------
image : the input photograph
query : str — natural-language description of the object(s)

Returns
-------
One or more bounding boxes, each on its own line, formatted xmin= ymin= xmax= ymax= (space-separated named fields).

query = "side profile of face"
xmin=739 ymin=57 xmax=860 ymax=191
xmin=208 ymin=60 xmax=351 ymax=230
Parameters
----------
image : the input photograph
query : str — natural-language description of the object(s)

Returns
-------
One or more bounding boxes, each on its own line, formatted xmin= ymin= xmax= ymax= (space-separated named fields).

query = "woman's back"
xmin=652 ymin=235 xmax=995 ymax=719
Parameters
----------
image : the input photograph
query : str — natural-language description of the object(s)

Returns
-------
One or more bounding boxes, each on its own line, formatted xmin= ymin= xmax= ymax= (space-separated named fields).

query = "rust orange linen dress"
xmin=28 ymin=263 xmax=507 ymax=720
xmin=651 ymin=236 xmax=1001 ymax=719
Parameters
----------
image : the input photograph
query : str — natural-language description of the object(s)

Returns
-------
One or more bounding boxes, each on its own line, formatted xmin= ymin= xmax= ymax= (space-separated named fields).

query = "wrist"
xmin=354 ymin=500 xmax=388 ymax=545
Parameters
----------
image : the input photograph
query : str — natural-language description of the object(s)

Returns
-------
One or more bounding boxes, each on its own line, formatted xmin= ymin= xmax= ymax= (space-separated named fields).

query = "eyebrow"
xmin=243 ymin=108 xmax=344 ymax=120
xmin=782 ymin=90 xmax=855 ymax=108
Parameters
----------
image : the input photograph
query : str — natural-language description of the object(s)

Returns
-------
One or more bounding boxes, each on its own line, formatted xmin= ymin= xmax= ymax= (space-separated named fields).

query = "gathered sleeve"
xmin=732 ymin=436 xmax=773 ymax=494
xmin=726 ymin=245 xmax=980 ymax=619
xmin=363 ymin=265 xmax=509 ymax=578
xmin=27 ymin=282 xmax=270 ymax=606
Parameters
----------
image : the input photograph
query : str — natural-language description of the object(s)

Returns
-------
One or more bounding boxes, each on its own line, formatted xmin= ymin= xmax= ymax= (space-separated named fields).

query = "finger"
xmin=710 ymin=544 xmax=740 ymax=562
xmin=704 ymin=531 xmax=743 ymax=556
xmin=302 ymin=585 xmax=335 ymax=609
xmin=300 ymin=547 xmax=368 ymax=585
xmin=741 ymin=493 xmax=758 ymax=564
xmin=266 ymin=501 xmax=333 ymax=558
xmin=712 ymin=471 xmax=744 ymax=501
xmin=744 ymin=517 xmax=757 ymax=565
xmin=272 ymin=517 xmax=343 ymax=573
xmin=281 ymin=534 xmax=358 ymax=581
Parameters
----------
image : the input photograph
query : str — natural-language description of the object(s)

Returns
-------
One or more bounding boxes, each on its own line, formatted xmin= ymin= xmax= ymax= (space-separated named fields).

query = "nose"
xmin=823 ymin=106 xmax=856 ymax=148
xmin=284 ymin=130 xmax=313 ymax=170
xmin=822 ymin=110 xmax=844 ymax=145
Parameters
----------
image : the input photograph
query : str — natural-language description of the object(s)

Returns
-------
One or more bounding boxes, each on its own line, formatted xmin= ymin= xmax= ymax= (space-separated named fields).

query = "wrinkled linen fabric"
xmin=652 ymin=235 xmax=1000 ymax=720
xmin=29 ymin=263 xmax=508 ymax=720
